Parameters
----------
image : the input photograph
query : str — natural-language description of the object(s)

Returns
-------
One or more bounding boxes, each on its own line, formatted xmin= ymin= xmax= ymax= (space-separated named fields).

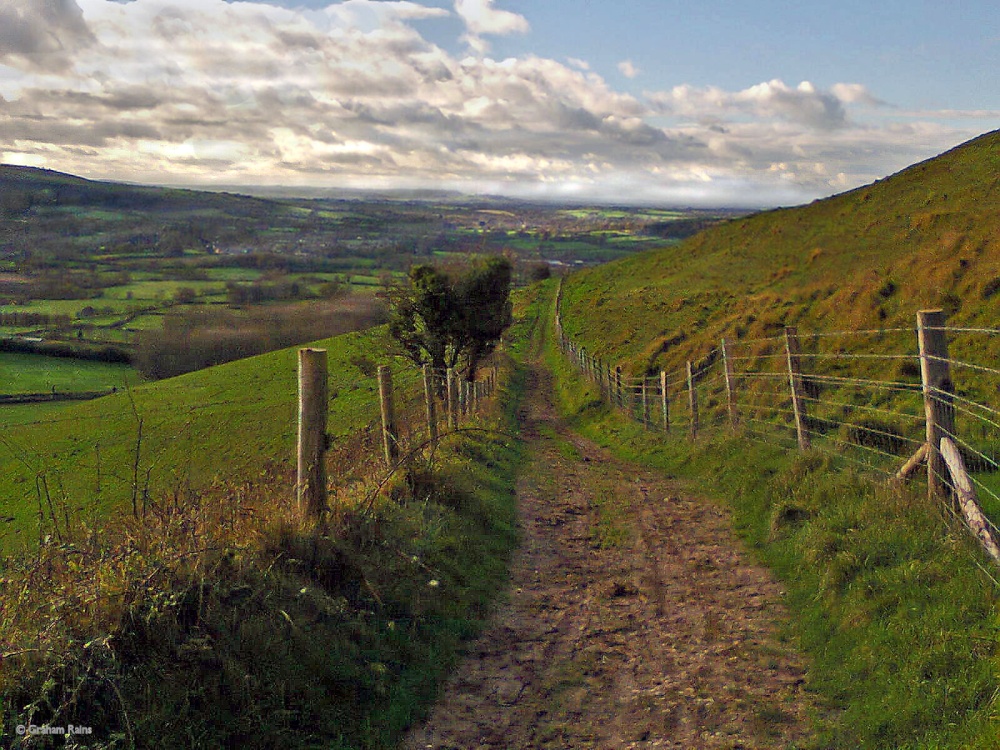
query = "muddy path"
xmin=403 ymin=362 xmax=816 ymax=749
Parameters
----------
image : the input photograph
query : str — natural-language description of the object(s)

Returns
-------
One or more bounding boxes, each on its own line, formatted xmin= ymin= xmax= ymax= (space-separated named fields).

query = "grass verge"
xmin=530 ymin=279 xmax=1000 ymax=749
xmin=0 ymin=356 xmax=528 ymax=749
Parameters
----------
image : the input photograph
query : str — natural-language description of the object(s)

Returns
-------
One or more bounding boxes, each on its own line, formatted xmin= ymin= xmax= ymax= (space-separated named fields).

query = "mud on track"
xmin=403 ymin=363 xmax=816 ymax=749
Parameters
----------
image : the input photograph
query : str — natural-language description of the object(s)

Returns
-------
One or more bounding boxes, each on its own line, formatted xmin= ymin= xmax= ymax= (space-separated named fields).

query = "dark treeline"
xmin=0 ymin=337 xmax=131 ymax=363
xmin=225 ymin=280 xmax=307 ymax=305
xmin=132 ymin=295 xmax=386 ymax=380
xmin=0 ymin=311 xmax=72 ymax=327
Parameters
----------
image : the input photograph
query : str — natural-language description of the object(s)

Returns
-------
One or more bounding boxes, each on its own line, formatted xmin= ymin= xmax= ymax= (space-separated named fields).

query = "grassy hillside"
xmin=559 ymin=129 xmax=1000 ymax=376
xmin=0 ymin=352 xmax=136 ymax=394
xmin=0 ymin=325 xmax=411 ymax=552
xmin=1 ymin=334 xmax=526 ymax=750
xmin=529 ymin=277 xmax=1000 ymax=749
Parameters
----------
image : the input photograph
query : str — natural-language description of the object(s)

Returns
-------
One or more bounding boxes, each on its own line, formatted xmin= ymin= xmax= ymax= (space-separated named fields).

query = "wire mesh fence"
xmin=554 ymin=298 xmax=1000 ymax=566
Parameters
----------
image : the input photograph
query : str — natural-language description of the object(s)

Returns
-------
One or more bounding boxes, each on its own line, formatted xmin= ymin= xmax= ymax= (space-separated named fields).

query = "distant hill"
xmin=559 ymin=129 xmax=1000 ymax=374
xmin=0 ymin=164 xmax=274 ymax=215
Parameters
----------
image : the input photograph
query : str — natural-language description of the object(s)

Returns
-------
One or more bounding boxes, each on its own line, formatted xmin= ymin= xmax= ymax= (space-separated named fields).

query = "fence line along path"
xmin=554 ymin=283 xmax=1000 ymax=569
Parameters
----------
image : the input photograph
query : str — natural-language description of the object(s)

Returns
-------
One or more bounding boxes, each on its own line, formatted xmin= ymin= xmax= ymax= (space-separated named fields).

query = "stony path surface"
xmin=403 ymin=363 xmax=816 ymax=749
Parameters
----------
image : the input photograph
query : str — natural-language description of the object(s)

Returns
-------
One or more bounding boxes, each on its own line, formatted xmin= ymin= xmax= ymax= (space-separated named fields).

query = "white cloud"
xmin=617 ymin=59 xmax=640 ymax=79
xmin=830 ymin=82 xmax=883 ymax=106
xmin=454 ymin=0 xmax=529 ymax=36
xmin=0 ymin=1 xmax=986 ymax=205
xmin=650 ymin=79 xmax=855 ymax=130
xmin=454 ymin=0 xmax=528 ymax=53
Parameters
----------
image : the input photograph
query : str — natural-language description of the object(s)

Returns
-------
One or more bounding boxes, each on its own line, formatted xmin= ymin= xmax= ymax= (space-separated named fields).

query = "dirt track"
xmin=403 ymin=363 xmax=816 ymax=749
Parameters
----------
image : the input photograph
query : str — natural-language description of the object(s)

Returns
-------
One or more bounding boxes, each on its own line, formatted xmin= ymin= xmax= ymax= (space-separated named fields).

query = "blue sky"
xmin=0 ymin=0 xmax=997 ymax=205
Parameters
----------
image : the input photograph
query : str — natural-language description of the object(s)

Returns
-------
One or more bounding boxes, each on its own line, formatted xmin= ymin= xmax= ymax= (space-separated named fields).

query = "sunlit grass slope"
xmin=560 ymin=129 xmax=1000 ymax=375
xmin=0 ymin=326 xmax=399 ymax=552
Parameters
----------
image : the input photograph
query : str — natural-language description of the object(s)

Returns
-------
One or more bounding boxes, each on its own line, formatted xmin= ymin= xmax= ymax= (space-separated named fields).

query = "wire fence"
xmin=0 ymin=354 xmax=500 ymax=548
xmin=553 ymin=290 xmax=1000 ymax=568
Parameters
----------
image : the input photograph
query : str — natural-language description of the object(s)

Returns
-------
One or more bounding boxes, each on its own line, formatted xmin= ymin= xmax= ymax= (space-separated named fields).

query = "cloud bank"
xmin=0 ymin=0 xmax=988 ymax=205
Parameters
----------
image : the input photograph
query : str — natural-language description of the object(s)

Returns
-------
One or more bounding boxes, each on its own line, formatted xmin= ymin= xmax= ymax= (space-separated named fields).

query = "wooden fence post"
xmin=423 ymin=364 xmax=438 ymax=447
xmin=447 ymin=367 xmax=459 ymax=430
xmin=615 ymin=366 xmax=623 ymax=410
xmin=378 ymin=366 xmax=398 ymax=467
xmin=918 ymin=310 xmax=956 ymax=499
xmin=641 ymin=376 xmax=650 ymax=430
xmin=687 ymin=361 xmax=699 ymax=440
xmin=940 ymin=437 xmax=1000 ymax=563
xmin=297 ymin=348 xmax=328 ymax=520
xmin=721 ymin=337 xmax=740 ymax=429
xmin=660 ymin=370 xmax=670 ymax=433
xmin=784 ymin=327 xmax=810 ymax=450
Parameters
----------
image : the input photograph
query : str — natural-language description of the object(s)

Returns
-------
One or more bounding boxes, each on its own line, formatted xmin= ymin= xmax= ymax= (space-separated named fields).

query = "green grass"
xmin=558 ymin=130 xmax=1000 ymax=379
xmin=103 ymin=280 xmax=225 ymax=300
xmin=122 ymin=313 xmax=166 ymax=331
xmin=0 ymin=299 xmax=110 ymax=317
xmin=0 ymin=326 xmax=410 ymax=553
xmin=526 ymin=272 xmax=1000 ymax=748
xmin=0 ymin=352 xmax=137 ymax=395
xmin=1 ymin=353 xmax=528 ymax=749
xmin=203 ymin=267 xmax=265 ymax=282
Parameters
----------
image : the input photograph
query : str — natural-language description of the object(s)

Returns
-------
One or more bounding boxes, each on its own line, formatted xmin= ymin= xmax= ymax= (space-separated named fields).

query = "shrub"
xmin=981 ymin=276 xmax=1000 ymax=300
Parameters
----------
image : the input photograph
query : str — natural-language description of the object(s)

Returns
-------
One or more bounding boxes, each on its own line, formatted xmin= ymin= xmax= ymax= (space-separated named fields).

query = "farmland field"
xmin=0 ymin=352 xmax=137 ymax=395
xmin=0 ymin=325 xmax=407 ymax=553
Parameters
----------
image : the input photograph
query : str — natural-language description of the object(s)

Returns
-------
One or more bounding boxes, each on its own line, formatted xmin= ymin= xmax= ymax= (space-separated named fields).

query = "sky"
xmin=0 ymin=0 xmax=998 ymax=206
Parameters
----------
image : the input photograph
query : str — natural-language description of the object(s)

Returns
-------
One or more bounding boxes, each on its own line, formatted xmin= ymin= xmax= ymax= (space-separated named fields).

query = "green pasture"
xmin=0 ymin=299 xmax=116 ymax=318
xmin=0 ymin=352 xmax=136 ymax=396
xmin=103 ymin=280 xmax=225 ymax=301
xmin=122 ymin=313 xmax=165 ymax=331
xmin=0 ymin=326 xmax=410 ymax=553
xmin=203 ymin=267 xmax=264 ymax=281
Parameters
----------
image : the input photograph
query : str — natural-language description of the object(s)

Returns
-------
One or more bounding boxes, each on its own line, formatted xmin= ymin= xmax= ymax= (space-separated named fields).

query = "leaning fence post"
xmin=918 ymin=310 xmax=956 ymax=500
xmin=297 ymin=348 xmax=328 ymax=520
xmin=447 ymin=367 xmax=459 ymax=430
xmin=423 ymin=364 xmax=438 ymax=447
xmin=721 ymin=337 xmax=740 ymax=430
xmin=378 ymin=366 xmax=399 ymax=467
xmin=784 ymin=327 xmax=810 ymax=450
xmin=660 ymin=370 xmax=670 ymax=433
xmin=687 ymin=361 xmax=699 ymax=440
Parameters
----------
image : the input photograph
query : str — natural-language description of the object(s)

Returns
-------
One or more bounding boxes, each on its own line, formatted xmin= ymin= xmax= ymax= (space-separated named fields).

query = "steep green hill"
xmin=549 ymin=130 xmax=1000 ymax=748
xmin=560 ymin=129 xmax=1000 ymax=374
